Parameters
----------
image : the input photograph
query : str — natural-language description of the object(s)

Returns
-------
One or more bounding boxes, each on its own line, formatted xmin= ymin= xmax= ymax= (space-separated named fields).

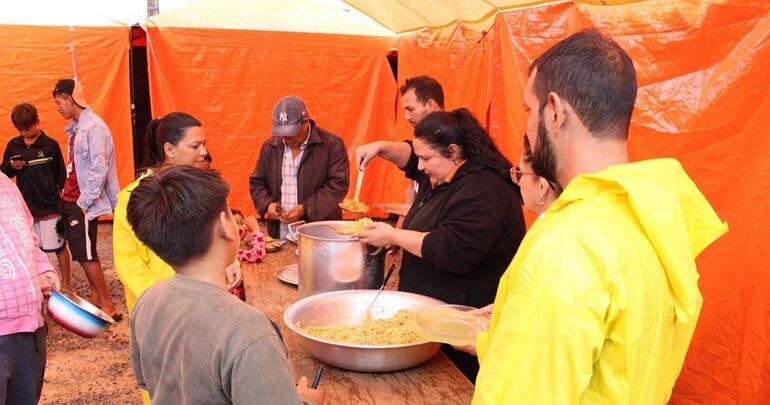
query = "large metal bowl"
xmin=47 ymin=290 xmax=115 ymax=338
xmin=284 ymin=289 xmax=444 ymax=372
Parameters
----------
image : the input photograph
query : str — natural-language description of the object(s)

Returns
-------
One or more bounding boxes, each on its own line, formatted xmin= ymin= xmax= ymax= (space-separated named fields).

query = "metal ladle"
xmin=366 ymin=263 xmax=396 ymax=313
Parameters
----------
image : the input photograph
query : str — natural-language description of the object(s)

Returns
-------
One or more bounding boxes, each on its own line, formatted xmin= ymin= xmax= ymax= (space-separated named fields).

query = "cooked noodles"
xmin=333 ymin=217 xmax=373 ymax=236
xmin=302 ymin=310 xmax=420 ymax=345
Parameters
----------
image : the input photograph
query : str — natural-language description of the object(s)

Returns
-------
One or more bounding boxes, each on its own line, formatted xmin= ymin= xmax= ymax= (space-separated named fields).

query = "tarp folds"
xmin=398 ymin=1 xmax=770 ymax=403
xmin=146 ymin=26 xmax=400 ymax=214
xmin=0 ymin=25 xmax=134 ymax=191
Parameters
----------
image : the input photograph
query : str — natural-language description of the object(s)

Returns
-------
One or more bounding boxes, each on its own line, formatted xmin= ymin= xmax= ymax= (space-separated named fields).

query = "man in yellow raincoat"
xmin=471 ymin=30 xmax=728 ymax=404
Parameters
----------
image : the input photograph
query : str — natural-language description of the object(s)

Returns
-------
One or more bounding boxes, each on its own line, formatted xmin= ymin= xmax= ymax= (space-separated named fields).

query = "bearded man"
xmin=470 ymin=29 xmax=728 ymax=404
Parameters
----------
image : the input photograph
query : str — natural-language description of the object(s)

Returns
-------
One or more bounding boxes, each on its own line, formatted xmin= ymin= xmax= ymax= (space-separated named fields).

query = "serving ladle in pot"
xmin=340 ymin=168 xmax=368 ymax=214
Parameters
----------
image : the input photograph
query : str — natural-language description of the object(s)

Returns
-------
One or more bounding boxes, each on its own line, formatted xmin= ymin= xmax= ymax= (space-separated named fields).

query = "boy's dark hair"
xmin=230 ymin=208 xmax=243 ymax=217
xmin=399 ymin=75 xmax=445 ymax=109
xmin=126 ymin=165 xmax=230 ymax=267
xmin=11 ymin=103 xmax=39 ymax=130
xmin=528 ymin=29 xmax=637 ymax=139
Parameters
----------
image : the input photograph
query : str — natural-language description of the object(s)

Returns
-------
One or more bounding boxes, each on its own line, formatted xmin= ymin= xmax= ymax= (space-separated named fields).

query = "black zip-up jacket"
xmin=398 ymin=144 xmax=526 ymax=308
xmin=1 ymin=131 xmax=66 ymax=217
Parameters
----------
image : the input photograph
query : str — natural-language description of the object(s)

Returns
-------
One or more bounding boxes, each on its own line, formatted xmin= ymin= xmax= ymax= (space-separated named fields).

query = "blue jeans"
xmin=0 ymin=327 xmax=46 ymax=405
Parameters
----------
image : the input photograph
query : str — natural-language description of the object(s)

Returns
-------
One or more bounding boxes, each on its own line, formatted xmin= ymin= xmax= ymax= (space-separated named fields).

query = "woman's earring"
xmin=536 ymin=184 xmax=546 ymax=205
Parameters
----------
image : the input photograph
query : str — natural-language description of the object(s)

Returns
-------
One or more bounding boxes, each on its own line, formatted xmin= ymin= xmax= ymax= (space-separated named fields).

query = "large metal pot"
xmin=284 ymin=289 xmax=444 ymax=372
xmin=289 ymin=221 xmax=384 ymax=298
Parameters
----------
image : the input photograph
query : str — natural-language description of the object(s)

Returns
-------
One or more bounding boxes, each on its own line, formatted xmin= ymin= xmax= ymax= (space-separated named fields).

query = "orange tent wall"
xmin=145 ymin=27 xmax=403 ymax=216
xmin=0 ymin=25 xmax=134 ymax=192
xmin=399 ymin=1 xmax=770 ymax=403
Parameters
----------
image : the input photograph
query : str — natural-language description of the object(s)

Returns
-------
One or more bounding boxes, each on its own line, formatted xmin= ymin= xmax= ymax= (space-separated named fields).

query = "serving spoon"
xmin=366 ymin=263 xmax=396 ymax=313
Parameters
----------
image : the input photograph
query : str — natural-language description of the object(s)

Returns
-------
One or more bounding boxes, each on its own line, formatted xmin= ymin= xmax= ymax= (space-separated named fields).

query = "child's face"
xmin=234 ymin=213 xmax=244 ymax=226
xmin=233 ymin=213 xmax=247 ymax=232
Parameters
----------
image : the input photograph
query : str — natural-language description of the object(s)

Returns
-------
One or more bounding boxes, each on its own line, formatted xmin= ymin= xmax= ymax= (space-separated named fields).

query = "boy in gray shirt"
xmin=126 ymin=165 xmax=322 ymax=405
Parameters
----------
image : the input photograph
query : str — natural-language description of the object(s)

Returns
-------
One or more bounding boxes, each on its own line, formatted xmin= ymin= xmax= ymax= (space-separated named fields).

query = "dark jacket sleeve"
xmin=421 ymin=174 xmax=513 ymax=275
xmin=302 ymin=136 xmax=350 ymax=221
xmin=52 ymin=140 xmax=66 ymax=191
xmin=1 ymin=141 xmax=18 ymax=178
xmin=249 ymin=143 xmax=276 ymax=217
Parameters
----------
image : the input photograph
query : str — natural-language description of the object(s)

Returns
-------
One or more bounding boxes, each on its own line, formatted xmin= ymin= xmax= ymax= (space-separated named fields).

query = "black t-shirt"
xmin=1 ymin=132 xmax=66 ymax=217
xmin=398 ymin=145 xmax=526 ymax=307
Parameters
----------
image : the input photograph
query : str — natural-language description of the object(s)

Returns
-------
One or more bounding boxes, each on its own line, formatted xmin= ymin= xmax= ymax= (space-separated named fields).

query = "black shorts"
xmin=61 ymin=201 xmax=99 ymax=262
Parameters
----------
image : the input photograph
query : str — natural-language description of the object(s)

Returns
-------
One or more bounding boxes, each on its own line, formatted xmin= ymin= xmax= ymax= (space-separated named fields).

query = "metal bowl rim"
xmin=51 ymin=290 xmax=115 ymax=324
xmin=296 ymin=220 xmax=361 ymax=242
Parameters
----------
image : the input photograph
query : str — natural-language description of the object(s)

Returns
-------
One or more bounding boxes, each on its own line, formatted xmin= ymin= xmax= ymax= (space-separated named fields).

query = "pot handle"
xmin=287 ymin=221 xmax=305 ymax=241
xmin=363 ymin=245 xmax=399 ymax=257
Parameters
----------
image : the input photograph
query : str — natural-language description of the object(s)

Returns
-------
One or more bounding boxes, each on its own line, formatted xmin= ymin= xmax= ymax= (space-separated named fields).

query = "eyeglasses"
xmin=510 ymin=166 xmax=560 ymax=191
xmin=510 ymin=166 xmax=537 ymax=185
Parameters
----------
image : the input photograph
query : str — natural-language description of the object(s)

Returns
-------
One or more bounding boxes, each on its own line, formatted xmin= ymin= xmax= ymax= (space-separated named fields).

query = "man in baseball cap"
xmin=271 ymin=95 xmax=308 ymax=137
xmin=250 ymin=95 xmax=350 ymax=238
xmin=52 ymin=78 xmax=121 ymax=320
xmin=53 ymin=79 xmax=90 ymax=110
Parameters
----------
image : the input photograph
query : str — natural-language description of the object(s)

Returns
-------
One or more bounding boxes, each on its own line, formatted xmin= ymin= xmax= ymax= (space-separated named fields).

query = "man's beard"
xmin=531 ymin=117 xmax=559 ymax=187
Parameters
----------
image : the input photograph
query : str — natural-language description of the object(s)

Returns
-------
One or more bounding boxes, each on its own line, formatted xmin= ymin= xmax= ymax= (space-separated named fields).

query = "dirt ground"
xmin=40 ymin=224 xmax=141 ymax=405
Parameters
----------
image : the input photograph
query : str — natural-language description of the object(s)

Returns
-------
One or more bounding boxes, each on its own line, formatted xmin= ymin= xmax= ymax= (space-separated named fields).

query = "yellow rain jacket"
xmin=113 ymin=171 xmax=174 ymax=314
xmin=473 ymin=159 xmax=728 ymax=404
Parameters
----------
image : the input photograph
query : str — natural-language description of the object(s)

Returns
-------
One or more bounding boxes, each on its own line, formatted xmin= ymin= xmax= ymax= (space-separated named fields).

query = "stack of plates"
xmin=277 ymin=263 xmax=298 ymax=286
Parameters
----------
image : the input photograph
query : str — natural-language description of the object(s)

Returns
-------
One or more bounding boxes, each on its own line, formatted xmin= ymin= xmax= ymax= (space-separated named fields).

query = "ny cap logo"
xmin=279 ymin=111 xmax=288 ymax=123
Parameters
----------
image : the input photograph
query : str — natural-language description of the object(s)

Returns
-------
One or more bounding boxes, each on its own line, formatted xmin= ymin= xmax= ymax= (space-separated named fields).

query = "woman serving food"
xmin=354 ymin=108 xmax=526 ymax=381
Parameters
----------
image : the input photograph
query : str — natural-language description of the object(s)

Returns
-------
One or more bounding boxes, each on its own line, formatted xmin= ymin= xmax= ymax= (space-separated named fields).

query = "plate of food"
xmin=339 ymin=198 xmax=369 ymax=214
xmin=332 ymin=217 xmax=373 ymax=236
xmin=265 ymin=236 xmax=286 ymax=252
xmin=277 ymin=263 xmax=299 ymax=286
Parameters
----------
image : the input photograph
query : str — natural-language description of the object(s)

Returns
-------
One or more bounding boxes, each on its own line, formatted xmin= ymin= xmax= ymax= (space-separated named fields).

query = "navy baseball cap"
xmin=271 ymin=95 xmax=308 ymax=137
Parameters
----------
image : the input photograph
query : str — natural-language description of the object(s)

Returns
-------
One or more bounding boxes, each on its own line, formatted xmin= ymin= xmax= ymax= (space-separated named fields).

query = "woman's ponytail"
xmin=141 ymin=118 xmax=164 ymax=169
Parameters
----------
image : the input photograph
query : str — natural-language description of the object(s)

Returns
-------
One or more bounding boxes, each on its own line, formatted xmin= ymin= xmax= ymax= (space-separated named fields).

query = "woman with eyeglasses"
xmin=355 ymin=108 xmax=526 ymax=382
xmin=511 ymin=135 xmax=561 ymax=216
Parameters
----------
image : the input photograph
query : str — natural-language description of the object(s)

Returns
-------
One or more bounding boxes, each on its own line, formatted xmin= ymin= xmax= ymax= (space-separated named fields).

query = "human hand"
xmin=281 ymin=204 xmax=304 ymax=223
xmin=266 ymin=202 xmax=283 ymax=220
xmin=356 ymin=221 xmax=394 ymax=247
xmin=243 ymin=215 xmax=260 ymax=232
xmin=225 ymin=261 xmax=242 ymax=289
xmin=451 ymin=304 xmax=493 ymax=356
xmin=10 ymin=157 xmax=25 ymax=170
xmin=354 ymin=142 xmax=381 ymax=171
xmin=471 ymin=303 xmax=494 ymax=320
xmin=38 ymin=271 xmax=60 ymax=297
xmin=297 ymin=376 xmax=325 ymax=405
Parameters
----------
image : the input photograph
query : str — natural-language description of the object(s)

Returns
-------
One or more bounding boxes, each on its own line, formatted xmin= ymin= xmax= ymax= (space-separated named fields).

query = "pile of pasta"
xmin=333 ymin=217 xmax=373 ymax=236
xmin=340 ymin=198 xmax=369 ymax=213
xmin=302 ymin=310 xmax=421 ymax=345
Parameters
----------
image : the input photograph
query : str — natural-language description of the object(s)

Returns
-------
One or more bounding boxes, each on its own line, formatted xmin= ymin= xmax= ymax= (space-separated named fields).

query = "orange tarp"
xmin=145 ymin=27 xmax=401 ymax=215
xmin=0 ymin=25 xmax=134 ymax=191
xmin=399 ymin=1 xmax=770 ymax=403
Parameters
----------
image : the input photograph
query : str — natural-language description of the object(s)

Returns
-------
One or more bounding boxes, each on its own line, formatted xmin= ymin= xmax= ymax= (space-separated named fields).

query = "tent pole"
xmin=148 ymin=0 xmax=158 ymax=16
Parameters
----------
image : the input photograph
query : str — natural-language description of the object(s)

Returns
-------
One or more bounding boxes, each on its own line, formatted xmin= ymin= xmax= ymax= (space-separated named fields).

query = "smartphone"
xmin=10 ymin=155 xmax=23 ymax=161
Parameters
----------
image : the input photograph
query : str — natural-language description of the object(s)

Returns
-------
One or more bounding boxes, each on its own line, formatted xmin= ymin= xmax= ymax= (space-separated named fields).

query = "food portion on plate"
xmin=265 ymin=235 xmax=286 ymax=252
xmin=332 ymin=217 xmax=374 ymax=236
xmin=339 ymin=198 xmax=369 ymax=214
